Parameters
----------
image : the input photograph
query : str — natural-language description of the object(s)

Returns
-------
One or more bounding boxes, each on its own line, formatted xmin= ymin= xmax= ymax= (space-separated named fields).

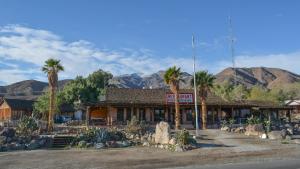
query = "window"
xmin=126 ymin=108 xmax=131 ymax=121
xmin=186 ymin=109 xmax=193 ymax=121
xmin=117 ymin=108 xmax=124 ymax=122
xmin=139 ymin=108 xmax=146 ymax=121
xmin=154 ymin=108 xmax=165 ymax=122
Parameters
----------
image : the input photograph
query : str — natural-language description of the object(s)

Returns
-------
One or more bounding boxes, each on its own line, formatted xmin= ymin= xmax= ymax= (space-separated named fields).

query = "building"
xmin=0 ymin=98 xmax=34 ymax=121
xmin=285 ymin=99 xmax=300 ymax=120
xmin=86 ymin=88 xmax=292 ymax=128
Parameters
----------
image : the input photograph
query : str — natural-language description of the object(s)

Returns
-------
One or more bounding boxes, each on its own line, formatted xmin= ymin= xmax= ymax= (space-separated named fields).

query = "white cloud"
xmin=215 ymin=52 xmax=300 ymax=74
xmin=0 ymin=25 xmax=202 ymax=85
xmin=0 ymin=25 xmax=299 ymax=85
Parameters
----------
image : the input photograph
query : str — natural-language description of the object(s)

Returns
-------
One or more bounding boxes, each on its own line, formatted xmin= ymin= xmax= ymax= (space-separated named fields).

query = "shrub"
xmin=228 ymin=118 xmax=235 ymax=128
xmin=125 ymin=116 xmax=149 ymax=135
xmin=246 ymin=116 xmax=261 ymax=125
xmin=175 ymin=129 xmax=190 ymax=146
xmin=263 ymin=119 xmax=271 ymax=133
xmin=220 ymin=120 xmax=228 ymax=128
xmin=16 ymin=116 xmax=38 ymax=137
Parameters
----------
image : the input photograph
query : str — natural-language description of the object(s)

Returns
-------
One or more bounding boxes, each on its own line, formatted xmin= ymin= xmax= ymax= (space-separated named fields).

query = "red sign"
xmin=166 ymin=93 xmax=194 ymax=104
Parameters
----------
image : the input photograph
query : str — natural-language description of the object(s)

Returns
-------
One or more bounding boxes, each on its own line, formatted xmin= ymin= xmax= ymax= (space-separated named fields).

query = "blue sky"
xmin=0 ymin=0 xmax=300 ymax=85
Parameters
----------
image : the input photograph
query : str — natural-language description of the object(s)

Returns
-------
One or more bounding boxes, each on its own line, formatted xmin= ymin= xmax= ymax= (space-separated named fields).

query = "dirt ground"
xmin=1 ymin=130 xmax=300 ymax=169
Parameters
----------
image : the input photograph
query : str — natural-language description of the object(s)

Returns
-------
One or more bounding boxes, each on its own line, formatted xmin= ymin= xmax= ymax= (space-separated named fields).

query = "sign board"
xmin=166 ymin=93 xmax=194 ymax=104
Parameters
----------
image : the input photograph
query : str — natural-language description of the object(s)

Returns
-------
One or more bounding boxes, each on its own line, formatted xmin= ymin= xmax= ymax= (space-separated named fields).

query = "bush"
xmin=16 ymin=116 xmax=38 ymax=137
xmin=246 ymin=116 xmax=261 ymax=125
xmin=220 ymin=120 xmax=228 ymax=128
xmin=125 ymin=116 xmax=149 ymax=135
xmin=175 ymin=129 xmax=190 ymax=146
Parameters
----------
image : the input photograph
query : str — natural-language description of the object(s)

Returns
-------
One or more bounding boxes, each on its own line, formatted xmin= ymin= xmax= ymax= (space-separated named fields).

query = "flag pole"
xmin=192 ymin=34 xmax=199 ymax=137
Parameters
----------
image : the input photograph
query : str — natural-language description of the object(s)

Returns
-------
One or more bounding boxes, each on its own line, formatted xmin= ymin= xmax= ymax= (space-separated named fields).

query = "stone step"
xmin=52 ymin=136 xmax=75 ymax=148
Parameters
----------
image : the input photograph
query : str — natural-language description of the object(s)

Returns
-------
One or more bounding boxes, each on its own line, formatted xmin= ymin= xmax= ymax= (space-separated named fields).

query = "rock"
xmin=27 ymin=140 xmax=40 ymax=150
xmin=0 ymin=136 xmax=6 ymax=144
xmin=78 ymin=141 xmax=87 ymax=148
xmin=293 ymin=139 xmax=300 ymax=144
xmin=38 ymin=139 xmax=46 ymax=147
xmin=154 ymin=121 xmax=170 ymax=144
xmin=95 ymin=143 xmax=105 ymax=149
xmin=245 ymin=124 xmax=264 ymax=136
xmin=6 ymin=137 xmax=12 ymax=143
xmin=285 ymin=135 xmax=292 ymax=141
xmin=142 ymin=142 xmax=150 ymax=147
xmin=268 ymin=131 xmax=284 ymax=140
xmin=120 ymin=140 xmax=130 ymax=147
xmin=287 ymin=128 xmax=293 ymax=135
xmin=0 ymin=128 xmax=15 ymax=138
xmin=220 ymin=126 xmax=230 ymax=132
xmin=168 ymin=138 xmax=176 ymax=145
xmin=260 ymin=133 xmax=267 ymax=139
xmin=158 ymin=144 xmax=164 ymax=149
xmin=281 ymin=129 xmax=288 ymax=139
xmin=175 ymin=145 xmax=184 ymax=152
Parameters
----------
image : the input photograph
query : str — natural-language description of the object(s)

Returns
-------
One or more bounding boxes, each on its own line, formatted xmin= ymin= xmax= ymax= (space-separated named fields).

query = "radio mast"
xmin=229 ymin=16 xmax=237 ymax=86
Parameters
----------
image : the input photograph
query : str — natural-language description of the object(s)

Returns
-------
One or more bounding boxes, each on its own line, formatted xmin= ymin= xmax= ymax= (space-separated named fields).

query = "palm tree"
xmin=42 ymin=59 xmax=64 ymax=132
xmin=192 ymin=71 xmax=215 ymax=129
xmin=164 ymin=66 xmax=183 ymax=130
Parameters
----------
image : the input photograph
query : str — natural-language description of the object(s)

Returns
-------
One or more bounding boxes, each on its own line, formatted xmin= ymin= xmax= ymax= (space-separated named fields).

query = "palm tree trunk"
xmin=48 ymin=86 xmax=55 ymax=132
xmin=174 ymin=91 xmax=180 ymax=130
xmin=201 ymin=97 xmax=207 ymax=130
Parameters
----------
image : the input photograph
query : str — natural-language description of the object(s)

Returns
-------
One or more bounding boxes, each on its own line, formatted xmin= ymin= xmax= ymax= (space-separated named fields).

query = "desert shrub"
xmin=175 ymin=129 xmax=190 ymax=146
xmin=246 ymin=116 xmax=261 ymax=125
xmin=16 ymin=116 xmax=38 ymax=137
xmin=125 ymin=116 xmax=149 ymax=135
xmin=220 ymin=120 xmax=228 ymax=128
xmin=228 ymin=118 xmax=235 ymax=128
xmin=263 ymin=119 xmax=271 ymax=133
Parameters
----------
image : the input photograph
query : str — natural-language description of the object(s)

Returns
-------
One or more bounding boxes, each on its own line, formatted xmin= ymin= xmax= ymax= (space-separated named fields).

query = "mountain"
xmin=1 ymin=67 xmax=299 ymax=100
xmin=0 ymin=79 xmax=72 ymax=99
xmin=215 ymin=67 xmax=300 ymax=88
xmin=109 ymin=71 xmax=193 ymax=89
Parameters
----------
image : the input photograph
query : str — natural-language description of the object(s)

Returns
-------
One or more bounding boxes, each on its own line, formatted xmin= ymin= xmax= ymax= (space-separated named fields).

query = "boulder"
xmin=27 ymin=140 xmax=40 ymax=150
xmin=0 ymin=136 xmax=6 ymax=144
xmin=260 ymin=133 xmax=267 ymax=139
xmin=77 ymin=141 xmax=87 ymax=148
xmin=293 ymin=139 xmax=300 ymax=144
xmin=154 ymin=122 xmax=170 ymax=144
xmin=175 ymin=145 xmax=184 ymax=152
xmin=94 ymin=143 xmax=105 ymax=149
xmin=168 ymin=138 xmax=176 ymax=145
xmin=281 ymin=129 xmax=288 ymax=139
xmin=0 ymin=128 xmax=15 ymax=138
xmin=245 ymin=124 xmax=264 ymax=136
xmin=268 ymin=131 xmax=284 ymax=140
xmin=142 ymin=142 xmax=150 ymax=147
xmin=220 ymin=126 xmax=230 ymax=132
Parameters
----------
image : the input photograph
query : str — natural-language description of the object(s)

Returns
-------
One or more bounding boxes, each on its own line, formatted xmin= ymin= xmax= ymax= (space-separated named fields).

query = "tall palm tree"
xmin=42 ymin=59 xmax=64 ymax=132
xmin=192 ymin=71 xmax=215 ymax=129
xmin=164 ymin=66 xmax=183 ymax=130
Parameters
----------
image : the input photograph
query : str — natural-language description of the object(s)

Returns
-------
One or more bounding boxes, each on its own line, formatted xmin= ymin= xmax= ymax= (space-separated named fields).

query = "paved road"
xmin=170 ymin=158 xmax=300 ymax=169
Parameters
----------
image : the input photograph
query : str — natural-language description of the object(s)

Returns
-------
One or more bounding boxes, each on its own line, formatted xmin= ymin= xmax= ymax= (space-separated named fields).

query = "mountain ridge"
xmin=1 ymin=67 xmax=299 ymax=100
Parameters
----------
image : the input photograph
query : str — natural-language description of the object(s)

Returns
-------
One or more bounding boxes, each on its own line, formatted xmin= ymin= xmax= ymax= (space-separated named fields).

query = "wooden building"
xmin=86 ymin=88 xmax=292 ymax=128
xmin=0 ymin=98 xmax=34 ymax=121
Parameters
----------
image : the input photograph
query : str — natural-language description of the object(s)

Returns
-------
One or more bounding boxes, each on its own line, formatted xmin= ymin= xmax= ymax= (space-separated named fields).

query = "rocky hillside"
xmin=0 ymin=79 xmax=72 ymax=99
xmin=109 ymin=71 xmax=193 ymax=89
xmin=215 ymin=67 xmax=300 ymax=88
xmin=1 ymin=67 xmax=299 ymax=99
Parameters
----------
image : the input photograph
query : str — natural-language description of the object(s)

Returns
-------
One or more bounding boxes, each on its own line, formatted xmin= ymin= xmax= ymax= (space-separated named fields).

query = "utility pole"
xmin=192 ymin=35 xmax=199 ymax=137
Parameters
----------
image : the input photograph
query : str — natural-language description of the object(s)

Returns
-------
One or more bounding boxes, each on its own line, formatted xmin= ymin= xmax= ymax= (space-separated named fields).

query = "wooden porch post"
xmin=86 ymin=106 xmax=90 ymax=128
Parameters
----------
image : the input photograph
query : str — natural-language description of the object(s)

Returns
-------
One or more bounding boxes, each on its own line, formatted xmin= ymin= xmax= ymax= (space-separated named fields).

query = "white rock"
xmin=154 ymin=121 xmax=170 ymax=144
xmin=260 ymin=133 xmax=267 ymax=139
xmin=168 ymin=138 xmax=176 ymax=145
